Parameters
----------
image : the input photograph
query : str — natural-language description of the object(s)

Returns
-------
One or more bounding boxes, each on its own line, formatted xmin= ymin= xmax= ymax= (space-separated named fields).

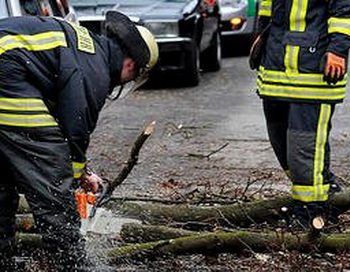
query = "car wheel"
xmin=184 ymin=42 xmax=200 ymax=87
xmin=201 ymin=30 xmax=221 ymax=72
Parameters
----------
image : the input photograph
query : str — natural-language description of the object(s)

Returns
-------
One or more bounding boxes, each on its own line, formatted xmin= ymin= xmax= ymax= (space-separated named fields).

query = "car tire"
xmin=184 ymin=42 xmax=200 ymax=87
xmin=201 ymin=30 xmax=221 ymax=72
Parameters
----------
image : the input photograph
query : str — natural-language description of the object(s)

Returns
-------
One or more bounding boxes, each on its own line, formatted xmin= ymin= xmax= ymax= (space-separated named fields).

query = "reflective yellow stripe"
xmin=73 ymin=161 xmax=86 ymax=179
xmin=258 ymin=69 xmax=348 ymax=86
xmin=290 ymin=0 xmax=308 ymax=32
xmin=284 ymin=46 xmax=299 ymax=73
xmin=328 ymin=17 xmax=350 ymax=36
xmin=0 ymin=113 xmax=58 ymax=127
xmin=313 ymin=104 xmax=331 ymax=200
xmin=285 ymin=0 xmax=308 ymax=74
xmin=257 ymin=79 xmax=346 ymax=100
xmin=0 ymin=32 xmax=67 ymax=55
xmin=258 ymin=0 xmax=272 ymax=17
xmin=68 ymin=22 xmax=95 ymax=54
xmin=258 ymin=67 xmax=347 ymax=100
xmin=0 ymin=98 xmax=49 ymax=111
xmin=292 ymin=184 xmax=330 ymax=202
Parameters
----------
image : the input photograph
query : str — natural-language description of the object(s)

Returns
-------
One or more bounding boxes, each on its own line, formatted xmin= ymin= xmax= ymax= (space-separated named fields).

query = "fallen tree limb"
xmin=17 ymin=195 xmax=31 ymax=214
xmin=120 ymin=223 xmax=200 ymax=243
xmin=107 ymin=230 xmax=350 ymax=261
xmin=109 ymin=196 xmax=292 ymax=227
xmin=110 ymin=121 xmax=156 ymax=190
xmin=16 ymin=233 xmax=42 ymax=248
xmin=110 ymin=190 xmax=350 ymax=228
xmin=16 ymin=214 xmax=36 ymax=232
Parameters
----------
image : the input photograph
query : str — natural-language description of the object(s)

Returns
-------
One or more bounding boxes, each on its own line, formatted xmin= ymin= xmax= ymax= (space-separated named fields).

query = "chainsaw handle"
xmin=89 ymin=179 xmax=112 ymax=218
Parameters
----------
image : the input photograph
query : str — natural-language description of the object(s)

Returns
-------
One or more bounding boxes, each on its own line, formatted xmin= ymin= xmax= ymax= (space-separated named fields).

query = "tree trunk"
xmin=15 ymin=233 xmax=42 ymax=248
xmin=120 ymin=223 xmax=199 ymax=243
xmin=107 ymin=230 xmax=350 ymax=261
xmin=109 ymin=191 xmax=349 ymax=227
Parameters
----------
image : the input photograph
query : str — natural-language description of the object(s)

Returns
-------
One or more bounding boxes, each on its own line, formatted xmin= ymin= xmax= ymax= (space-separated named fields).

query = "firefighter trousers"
xmin=263 ymin=99 xmax=336 ymax=202
xmin=0 ymin=126 xmax=84 ymax=265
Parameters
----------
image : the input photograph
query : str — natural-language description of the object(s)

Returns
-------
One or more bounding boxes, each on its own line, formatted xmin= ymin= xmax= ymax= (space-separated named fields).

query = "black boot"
xmin=290 ymin=200 xmax=328 ymax=233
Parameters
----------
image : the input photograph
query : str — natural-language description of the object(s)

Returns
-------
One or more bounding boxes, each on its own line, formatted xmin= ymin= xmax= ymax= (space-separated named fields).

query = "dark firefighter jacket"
xmin=257 ymin=0 xmax=350 ymax=103
xmin=0 ymin=16 xmax=123 ymax=178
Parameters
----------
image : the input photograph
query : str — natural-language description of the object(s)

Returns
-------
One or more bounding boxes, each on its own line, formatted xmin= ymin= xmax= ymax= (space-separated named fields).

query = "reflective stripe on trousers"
xmin=263 ymin=100 xmax=335 ymax=202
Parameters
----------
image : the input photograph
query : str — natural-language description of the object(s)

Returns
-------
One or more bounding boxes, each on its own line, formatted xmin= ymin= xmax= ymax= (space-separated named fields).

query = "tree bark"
xmin=109 ymin=191 xmax=349 ymax=228
xmin=15 ymin=233 xmax=42 ymax=248
xmin=120 ymin=223 xmax=199 ymax=243
xmin=107 ymin=230 xmax=350 ymax=261
xmin=17 ymin=195 xmax=31 ymax=214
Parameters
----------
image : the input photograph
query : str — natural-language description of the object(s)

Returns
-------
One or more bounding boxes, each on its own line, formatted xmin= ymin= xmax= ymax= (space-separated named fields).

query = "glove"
xmin=75 ymin=170 xmax=107 ymax=219
xmin=323 ymin=52 xmax=346 ymax=85
xmin=79 ymin=170 xmax=104 ymax=194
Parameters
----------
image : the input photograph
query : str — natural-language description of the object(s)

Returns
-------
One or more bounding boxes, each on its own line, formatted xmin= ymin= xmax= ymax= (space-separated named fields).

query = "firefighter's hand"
xmin=80 ymin=170 xmax=103 ymax=194
xmin=323 ymin=52 xmax=346 ymax=85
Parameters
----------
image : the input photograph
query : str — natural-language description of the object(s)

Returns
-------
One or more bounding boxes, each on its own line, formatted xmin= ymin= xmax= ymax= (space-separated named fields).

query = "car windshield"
xmin=0 ymin=0 xmax=10 ymax=19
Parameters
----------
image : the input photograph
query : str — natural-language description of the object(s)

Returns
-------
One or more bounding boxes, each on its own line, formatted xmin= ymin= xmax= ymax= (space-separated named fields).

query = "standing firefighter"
xmin=250 ymin=0 xmax=350 ymax=229
xmin=0 ymin=11 xmax=158 ymax=271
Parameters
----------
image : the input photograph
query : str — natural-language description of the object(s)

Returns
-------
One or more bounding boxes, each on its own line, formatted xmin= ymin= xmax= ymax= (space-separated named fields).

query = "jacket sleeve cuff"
xmin=258 ymin=0 xmax=272 ymax=17
xmin=72 ymin=161 xmax=87 ymax=179
xmin=327 ymin=17 xmax=350 ymax=57
xmin=328 ymin=17 xmax=350 ymax=37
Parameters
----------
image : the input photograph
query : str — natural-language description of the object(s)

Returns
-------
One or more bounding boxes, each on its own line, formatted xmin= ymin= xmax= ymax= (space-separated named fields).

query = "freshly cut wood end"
xmin=144 ymin=121 xmax=156 ymax=135
xmin=312 ymin=216 xmax=325 ymax=230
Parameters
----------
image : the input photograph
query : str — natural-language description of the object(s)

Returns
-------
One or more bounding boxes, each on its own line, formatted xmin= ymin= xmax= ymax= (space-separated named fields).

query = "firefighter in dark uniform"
xmin=252 ymin=0 xmax=350 ymax=228
xmin=0 ymin=11 xmax=158 ymax=270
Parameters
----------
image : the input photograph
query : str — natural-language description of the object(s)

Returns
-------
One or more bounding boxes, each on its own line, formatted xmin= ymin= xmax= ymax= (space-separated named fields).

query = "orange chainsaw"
xmin=75 ymin=170 xmax=111 ymax=220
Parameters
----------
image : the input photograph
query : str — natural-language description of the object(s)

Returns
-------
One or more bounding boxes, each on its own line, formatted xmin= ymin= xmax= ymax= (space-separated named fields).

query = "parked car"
xmin=218 ymin=0 xmax=257 ymax=38
xmin=0 ymin=0 xmax=76 ymax=20
xmin=71 ymin=0 xmax=222 ymax=86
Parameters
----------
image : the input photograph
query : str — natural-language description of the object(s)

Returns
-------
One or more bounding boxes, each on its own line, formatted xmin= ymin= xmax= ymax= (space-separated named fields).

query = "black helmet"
xmin=104 ymin=10 xmax=158 ymax=70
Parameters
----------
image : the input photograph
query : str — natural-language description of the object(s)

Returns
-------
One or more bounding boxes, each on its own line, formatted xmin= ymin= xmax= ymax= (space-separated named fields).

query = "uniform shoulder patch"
xmin=68 ymin=22 xmax=96 ymax=54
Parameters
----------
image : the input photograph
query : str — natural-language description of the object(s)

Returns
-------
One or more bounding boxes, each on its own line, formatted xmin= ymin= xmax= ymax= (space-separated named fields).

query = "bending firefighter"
xmin=0 ymin=11 xmax=158 ymax=271
xmin=251 ymin=0 xmax=350 ymax=228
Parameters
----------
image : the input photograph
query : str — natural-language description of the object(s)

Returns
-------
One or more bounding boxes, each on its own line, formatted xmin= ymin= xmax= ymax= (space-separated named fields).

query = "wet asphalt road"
xmin=87 ymin=51 xmax=350 ymax=198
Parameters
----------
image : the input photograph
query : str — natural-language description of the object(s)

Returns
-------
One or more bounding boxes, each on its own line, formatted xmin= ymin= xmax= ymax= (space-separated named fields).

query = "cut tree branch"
xmin=109 ymin=190 xmax=350 ymax=228
xmin=107 ymin=230 xmax=350 ymax=261
xmin=110 ymin=121 xmax=156 ymax=190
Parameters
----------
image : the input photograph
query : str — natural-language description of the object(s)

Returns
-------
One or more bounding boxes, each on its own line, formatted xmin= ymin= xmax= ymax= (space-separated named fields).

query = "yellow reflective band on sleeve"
xmin=73 ymin=161 xmax=86 ymax=179
xmin=0 ymin=98 xmax=49 ymax=111
xmin=313 ymin=104 xmax=331 ymax=201
xmin=292 ymin=184 xmax=330 ymax=202
xmin=68 ymin=22 xmax=95 ymax=54
xmin=328 ymin=17 xmax=350 ymax=36
xmin=258 ymin=0 xmax=272 ymax=17
xmin=0 ymin=113 xmax=58 ymax=127
xmin=0 ymin=32 xmax=67 ymax=55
